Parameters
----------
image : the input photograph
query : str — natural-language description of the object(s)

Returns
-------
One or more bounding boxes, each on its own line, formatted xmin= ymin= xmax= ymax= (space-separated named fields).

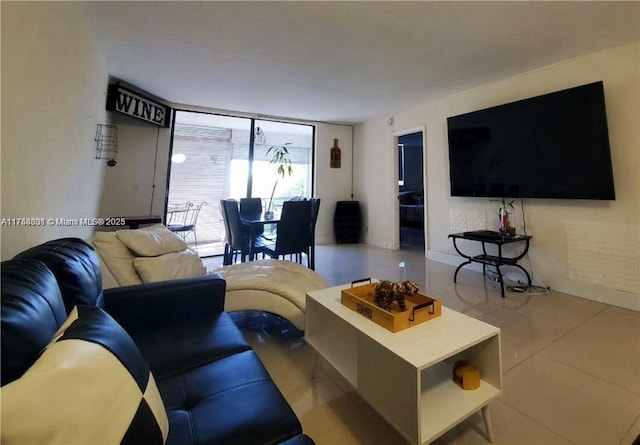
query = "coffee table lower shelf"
xmin=420 ymin=378 xmax=501 ymax=443
xmin=305 ymin=284 xmax=502 ymax=445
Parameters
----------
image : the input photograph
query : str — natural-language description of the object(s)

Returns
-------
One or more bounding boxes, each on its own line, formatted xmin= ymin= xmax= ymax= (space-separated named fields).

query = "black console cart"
xmin=448 ymin=232 xmax=533 ymax=297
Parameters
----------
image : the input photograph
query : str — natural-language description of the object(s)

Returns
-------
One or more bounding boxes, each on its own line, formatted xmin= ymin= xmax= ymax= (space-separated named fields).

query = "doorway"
xmin=396 ymin=131 xmax=425 ymax=251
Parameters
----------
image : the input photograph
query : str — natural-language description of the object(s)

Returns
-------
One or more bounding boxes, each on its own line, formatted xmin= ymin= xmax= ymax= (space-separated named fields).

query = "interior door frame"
xmin=392 ymin=126 xmax=427 ymax=253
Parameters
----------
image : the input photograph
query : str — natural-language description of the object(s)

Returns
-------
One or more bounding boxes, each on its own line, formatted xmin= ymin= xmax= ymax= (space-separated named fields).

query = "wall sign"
xmin=106 ymin=83 xmax=171 ymax=127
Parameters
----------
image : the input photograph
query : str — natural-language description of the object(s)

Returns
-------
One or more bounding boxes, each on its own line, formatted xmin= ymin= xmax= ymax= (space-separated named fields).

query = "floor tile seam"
xmin=306 ymin=357 xmax=343 ymax=386
xmin=460 ymin=300 xmax=506 ymax=319
xmin=503 ymin=336 xmax=640 ymax=398
xmin=540 ymin=354 xmax=640 ymax=398
xmin=501 ymin=340 xmax=547 ymax=375
xmin=316 ymin=363 xmax=354 ymax=394
xmin=499 ymin=322 xmax=600 ymax=377
xmin=283 ymin=378 xmax=341 ymax=403
xmin=498 ymin=326 xmax=585 ymax=356
xmin=507 ymin=303 xmax=611 ymax=355
xmin=510 ymin=298 xmax=608 ymax=322
xmin=528 ymin=303 xmax=619 ymax=364
xmin=494 ymin=398 xmax=578 ymax=445
xmin=502 ymin=352 xmax=640 ymax=444
xmin=305 ymin=362 xmax=344 ymax=388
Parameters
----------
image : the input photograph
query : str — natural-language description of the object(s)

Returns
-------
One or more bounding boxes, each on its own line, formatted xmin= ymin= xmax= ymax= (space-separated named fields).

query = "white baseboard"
xmin=427 ymin=249 xmax=639 ymax=311
xmin=426 ymin=249 xmax=485 ymax=273
xmin=316 ymin=236 xmax=333 ymax=245
xmin=539 ymin=274 xmax=639 ymax=311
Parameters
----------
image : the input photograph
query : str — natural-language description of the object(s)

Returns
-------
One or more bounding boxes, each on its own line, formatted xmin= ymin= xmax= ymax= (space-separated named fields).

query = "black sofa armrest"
xmin=103 ymin=273 xmax=226 ymax=333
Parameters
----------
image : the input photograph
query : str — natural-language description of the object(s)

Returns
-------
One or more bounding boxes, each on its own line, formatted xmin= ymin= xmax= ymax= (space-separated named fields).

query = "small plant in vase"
xmin=497 ymin=197 xmax=515 ymax=236
xmin=265 ymin=143 xmax=293 ymax=219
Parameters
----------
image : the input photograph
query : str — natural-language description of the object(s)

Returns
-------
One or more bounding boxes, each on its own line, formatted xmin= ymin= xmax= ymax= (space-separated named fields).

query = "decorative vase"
xmin=498 ymin=209 xmax=515 ymax=236
xmin=330 ymin=138 xmax=341 ymax=168
xmin=498 ymin=209 xmax=509 ymax=231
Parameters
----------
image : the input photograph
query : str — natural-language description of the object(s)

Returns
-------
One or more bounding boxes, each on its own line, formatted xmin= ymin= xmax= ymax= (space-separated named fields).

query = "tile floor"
xmin=203 ymin=243 xmax=640 ymax=445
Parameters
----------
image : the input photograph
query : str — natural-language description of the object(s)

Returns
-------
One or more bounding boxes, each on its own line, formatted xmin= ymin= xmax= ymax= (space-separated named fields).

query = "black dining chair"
xmin=220 ymin=199 xmax=250 ymax=265
xmin=254 ymin=200 xmax=312 ymax=266
xmin=240 ymin=197 xmax=265 ymax=237
xmin=308 ymin=198 xmax=321 ymax=270
xmin=239 ymin=197 xmax=263 ymax=220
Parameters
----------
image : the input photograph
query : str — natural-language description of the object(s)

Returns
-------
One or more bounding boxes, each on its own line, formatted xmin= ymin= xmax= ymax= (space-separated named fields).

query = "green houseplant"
xmin=265 ymin=142 xmax=293 ymax=219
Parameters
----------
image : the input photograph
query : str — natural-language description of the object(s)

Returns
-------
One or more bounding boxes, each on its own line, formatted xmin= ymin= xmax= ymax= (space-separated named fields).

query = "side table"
xmin=448 ymin=232 xmax=532 ymax=297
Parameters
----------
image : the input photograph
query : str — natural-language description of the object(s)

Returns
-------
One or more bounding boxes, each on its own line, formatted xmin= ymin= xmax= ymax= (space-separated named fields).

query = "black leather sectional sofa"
xmin=1 ymin=238 xmax=314 ymax=445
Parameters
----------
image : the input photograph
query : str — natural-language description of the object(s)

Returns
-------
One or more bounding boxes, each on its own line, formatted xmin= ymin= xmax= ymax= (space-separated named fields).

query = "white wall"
xmin=315 ymin=124 xmax=354 ymax=244
xmin=353 ymin=115 xmax=397 ymax=249
xmin=1 ymin=2 xmax=109 ymax=259
xmin=99 ymin=114 xmax=171 ymax=219
xmin=354 ymin=42 xmax=640 ymax=310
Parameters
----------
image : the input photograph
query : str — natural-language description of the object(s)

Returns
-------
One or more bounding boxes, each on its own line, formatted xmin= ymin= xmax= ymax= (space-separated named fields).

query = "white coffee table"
xmin=305 ymin=283 xmax=502 ymax=444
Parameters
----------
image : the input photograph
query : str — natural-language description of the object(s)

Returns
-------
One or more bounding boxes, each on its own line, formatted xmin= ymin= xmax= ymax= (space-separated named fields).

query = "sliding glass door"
xmin=167 ymin=111 xmax=314 ymax=257
xmin=251 ymin=120 xmax=314 ymax=215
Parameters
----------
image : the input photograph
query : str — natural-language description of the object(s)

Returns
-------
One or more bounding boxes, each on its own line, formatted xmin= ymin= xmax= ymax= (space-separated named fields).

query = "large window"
xmin=167 ymin=111 xmax=314 ymax=256
xmin=250 ymin=120 xmax=314 ymax=212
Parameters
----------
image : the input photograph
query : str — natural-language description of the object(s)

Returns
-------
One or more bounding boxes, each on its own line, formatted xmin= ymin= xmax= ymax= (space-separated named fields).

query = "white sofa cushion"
xmin=92 ymin=232 xmax=143 ymax=287
xmin=116 ymin=225 xmax=187 ymax=257
xmin=90 ymin=240 xmax=120 ymax=289
xmin=134 ymin=250 xmax=206 ymax=283
xmin=90 ymin=225 xmax=206 ymax=288
xmin=213 ymin=259 xmax=329 ymax=331
xmin=214 ymin=259 xmax=328 ymax=312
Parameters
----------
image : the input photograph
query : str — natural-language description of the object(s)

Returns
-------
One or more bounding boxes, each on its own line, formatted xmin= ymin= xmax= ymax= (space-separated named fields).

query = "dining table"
xmin=241 ymin=214 xmax=280 ymax=261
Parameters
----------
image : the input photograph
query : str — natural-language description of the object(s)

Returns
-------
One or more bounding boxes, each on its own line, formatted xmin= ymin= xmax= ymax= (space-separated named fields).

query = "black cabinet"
xmin=334 ymin=201 xmax=361 ymax=244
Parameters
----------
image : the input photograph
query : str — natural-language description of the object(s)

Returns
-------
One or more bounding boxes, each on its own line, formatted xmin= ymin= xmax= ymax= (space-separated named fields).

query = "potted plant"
xmin=497 ymin=197 xmax=515 ymax=235
xmin=265 ymin=142 xmax=293 ymax=220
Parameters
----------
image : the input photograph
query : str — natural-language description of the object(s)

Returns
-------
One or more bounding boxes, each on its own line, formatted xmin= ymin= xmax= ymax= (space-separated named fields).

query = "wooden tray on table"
xmin=340 ymin=278 xmax=442 ymax=332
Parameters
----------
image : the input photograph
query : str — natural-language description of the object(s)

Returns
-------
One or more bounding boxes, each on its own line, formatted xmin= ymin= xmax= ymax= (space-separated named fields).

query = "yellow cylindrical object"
xmin=453 ymin=360 xmax=480 ymax=390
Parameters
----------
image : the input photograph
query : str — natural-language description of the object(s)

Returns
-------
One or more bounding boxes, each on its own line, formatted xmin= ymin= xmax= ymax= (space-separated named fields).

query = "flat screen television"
xmin=447 ymin=81 xmax=615 ymax=200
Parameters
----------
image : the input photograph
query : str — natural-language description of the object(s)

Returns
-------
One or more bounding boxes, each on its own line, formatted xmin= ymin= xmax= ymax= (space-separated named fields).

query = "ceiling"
xmin=87 ymin=1 xmax=639 ymax=124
